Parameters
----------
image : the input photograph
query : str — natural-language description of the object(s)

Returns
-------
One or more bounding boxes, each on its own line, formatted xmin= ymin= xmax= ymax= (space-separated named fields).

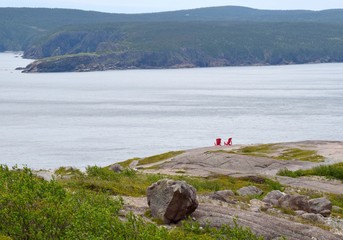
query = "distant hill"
xmin=1 ymin=7 xmax=343 ymax=72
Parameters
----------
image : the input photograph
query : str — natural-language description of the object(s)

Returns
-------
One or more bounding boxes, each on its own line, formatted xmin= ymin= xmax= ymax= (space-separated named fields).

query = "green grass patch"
xmin=55 ymin=166 xmax=83 ymax=176
xmin=277 ymin=163 xmax=343 ymax=181
xmin=228 ymin=144 xmax=281 ymax=158
xmin=118 ymin=157 xmax=141 ymax=168
xmin=0 ymin=236 xmax=12 ymax=240
xmin=137 ymin=151 xmax=185 ymax=166
xmin=277 ymin=168 xmax=304 ymax=178
xmin=328 ymin=193 xmax=343 ymax=208
xmin=230 ymin=144 xmax=324 ymax=162
xmin=118 ymin=151 xmax=185 ymax=168
xmin=275 ymin=148 xmax=324 ymax=162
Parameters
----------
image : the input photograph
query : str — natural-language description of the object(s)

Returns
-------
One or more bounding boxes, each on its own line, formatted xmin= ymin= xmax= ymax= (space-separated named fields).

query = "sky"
xmin=1 ymin=0 xmax=343 ymax=13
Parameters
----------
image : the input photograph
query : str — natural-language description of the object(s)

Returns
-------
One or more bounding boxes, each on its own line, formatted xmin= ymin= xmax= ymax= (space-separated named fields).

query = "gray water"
xmin=0 ymin=52 xmax=342 ymax=169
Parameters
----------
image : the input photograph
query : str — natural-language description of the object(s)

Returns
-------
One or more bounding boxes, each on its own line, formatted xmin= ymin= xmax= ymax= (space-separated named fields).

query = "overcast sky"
xmin=1 ymin=0 xmax=343 ymax=13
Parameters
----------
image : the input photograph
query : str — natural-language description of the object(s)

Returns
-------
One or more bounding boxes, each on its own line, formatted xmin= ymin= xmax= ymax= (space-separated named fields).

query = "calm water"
xmin=0 ymin=52 xmax=342 ymax=169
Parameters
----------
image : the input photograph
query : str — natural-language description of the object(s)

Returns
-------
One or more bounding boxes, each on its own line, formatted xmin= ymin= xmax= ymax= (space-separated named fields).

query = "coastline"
xmin=35 ymin=140 xmax=343 ymax=193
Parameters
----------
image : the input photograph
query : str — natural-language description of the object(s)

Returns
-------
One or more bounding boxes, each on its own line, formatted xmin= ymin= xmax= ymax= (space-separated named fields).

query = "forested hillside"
xmin=1 ymin=7 xmax=343 ymax=72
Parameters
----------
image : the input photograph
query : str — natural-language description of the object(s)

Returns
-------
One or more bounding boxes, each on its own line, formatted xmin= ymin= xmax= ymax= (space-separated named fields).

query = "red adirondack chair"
xmin=224 ymin=138 xmax=232 ymax=146
xmin=214 ymin=138 xmax=222 ymax=146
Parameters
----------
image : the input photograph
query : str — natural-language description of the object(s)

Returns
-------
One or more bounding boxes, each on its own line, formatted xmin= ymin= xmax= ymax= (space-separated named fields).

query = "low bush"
xmin=277 ymin=163 xmax=343 ymax=181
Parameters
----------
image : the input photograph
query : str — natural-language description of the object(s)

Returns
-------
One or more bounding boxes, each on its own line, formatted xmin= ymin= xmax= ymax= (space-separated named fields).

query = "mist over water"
xmin=0 ymin=53 xmax=342 ymax=169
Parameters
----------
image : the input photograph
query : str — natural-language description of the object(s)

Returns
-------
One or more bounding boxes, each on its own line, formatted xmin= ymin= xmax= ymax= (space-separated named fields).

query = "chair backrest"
xmin=215 ymin=138 xmax=222 ymax=146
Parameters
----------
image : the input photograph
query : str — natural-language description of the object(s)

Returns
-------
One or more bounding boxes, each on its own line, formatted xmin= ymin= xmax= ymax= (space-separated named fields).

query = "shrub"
xmin=277 ymin=163 xmax=343 ymax=181
xmin=0 ymin=165 xmax=122 ymax=239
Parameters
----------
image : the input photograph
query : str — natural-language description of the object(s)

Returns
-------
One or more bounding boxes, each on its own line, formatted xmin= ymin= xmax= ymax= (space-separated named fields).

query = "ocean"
xmin=0 ymin=52 xmax=342 ymax=169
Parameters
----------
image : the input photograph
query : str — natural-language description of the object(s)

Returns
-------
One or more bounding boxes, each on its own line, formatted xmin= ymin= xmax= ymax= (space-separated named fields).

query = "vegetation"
xmin=229 ymin=144 xmax=324 ymax=162
xmin=54 ymin=166 xmax=83 ymax=176
xmin=229 ymin=144 xmax=279 ymax=157
xmin=0 ymin=165 xmax=122 ymax=239
xmin=276 ymin=148 xmax=325 ymax=162
xmin=136 ymin=151 xmax=185 ymax=166
xmin=57 ymin=165 xmax=282 ymax=197
xmin=118 ymin=151 xmax=184 ymax=168
xmin=277 ymin=163 xmax=343 ymax=181
xmin=0 ymin=165 xmax=266 ymax=239
xmin=2 ymin=7 xmax=343 ymax=71
xmin=118 ymin=157 xmax=141 ymax=168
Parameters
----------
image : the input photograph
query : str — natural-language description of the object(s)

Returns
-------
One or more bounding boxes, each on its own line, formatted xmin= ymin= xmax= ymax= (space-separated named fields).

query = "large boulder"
xmin=237 ymin=186 xmax=263 ymax=197
xmin=147 ymin=179 xmax=198 ymax=224
xmin=307 ymin=197 xmax=332 ymax=217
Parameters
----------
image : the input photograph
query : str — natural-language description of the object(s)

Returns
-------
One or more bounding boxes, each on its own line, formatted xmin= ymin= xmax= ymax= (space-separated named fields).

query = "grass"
xmin=277 ymin=163 xmax=343 ymax=181
xmin=56 ymin=166 xmax=283 ymax=198
xmin=137 ymin=151 xmax=185 ymax=166
xmin=0 ymin=236 xmax=12 ymax=240
xmin=54 ymin=166 xmax=82 ymax=176
xmin=118 ymin=157 xmax=141 ymax=168
xmin=234 ymin=144 xmax=279 ymax=157
xmin=229 ymin=144 xmax=324 ymax=162
xmin=118 ymin=151 xmax=184 ymax=168
xmin=328 ymin=193 xmax=343 ymax=208
xmin=275 ymin=148 xmax=324 ymax=162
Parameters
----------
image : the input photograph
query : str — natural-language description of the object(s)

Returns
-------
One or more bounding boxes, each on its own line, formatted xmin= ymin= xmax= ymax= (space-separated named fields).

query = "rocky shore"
xmin=119 ymin=140 xmax=343 ymax=239
xmin=34 ymin=140 xmax=343 ymax=239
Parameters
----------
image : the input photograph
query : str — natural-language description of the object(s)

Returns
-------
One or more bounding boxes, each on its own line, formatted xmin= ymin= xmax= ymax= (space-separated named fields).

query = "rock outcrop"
xmin=147 ymin=179 xmax=198 ymax=224
xmin=209 ymin=190 xmax=235 ymax=203
xmin=262 ymin=190 xmax=286 ymax=206
xmin=308 ymin=197 xmax=332 ymax=217
xmin=263 ymin=192 xmax=332 ymax=217
xmin=108 ymin=164 xmax=123 ymax=173
xmin=237 ymin=186 xmax=263 ymax=196
xmin=193 ymin=203 xmax=341 ymax=240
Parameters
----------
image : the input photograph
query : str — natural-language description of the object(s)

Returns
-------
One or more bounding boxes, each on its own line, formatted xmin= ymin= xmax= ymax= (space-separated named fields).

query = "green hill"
xmin=1 ymin=7 xmax=343 ymax=71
